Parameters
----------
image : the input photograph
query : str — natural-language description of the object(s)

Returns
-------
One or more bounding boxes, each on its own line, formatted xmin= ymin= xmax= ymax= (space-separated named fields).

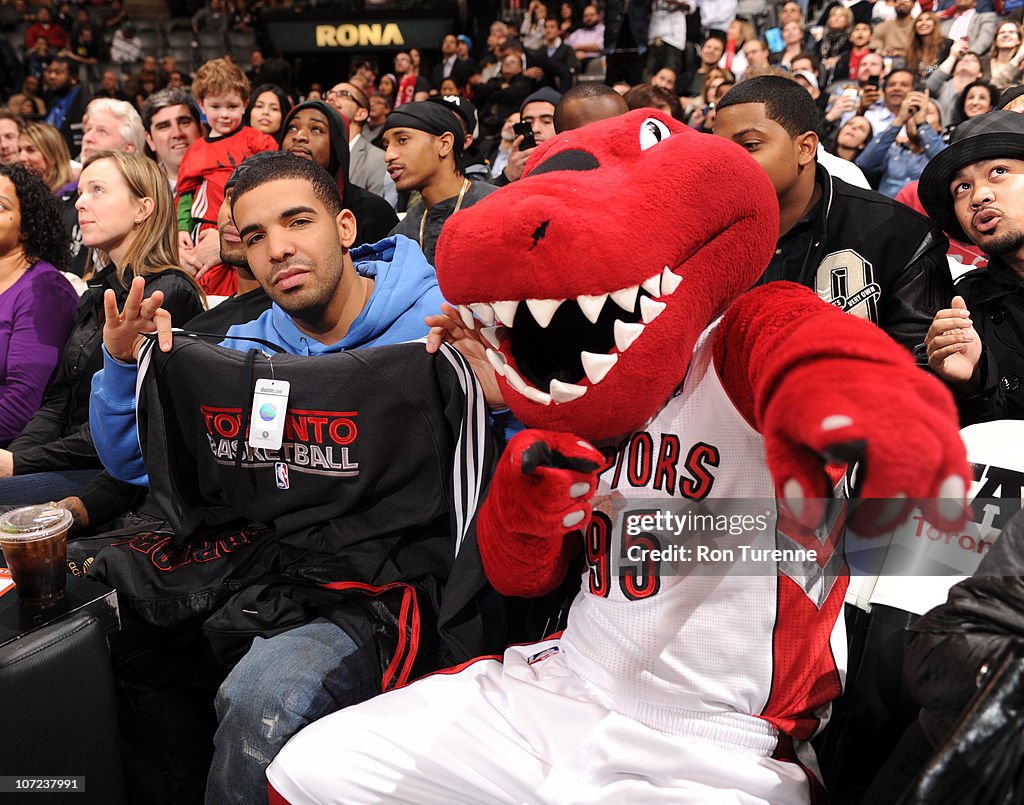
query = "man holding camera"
xmin=865 ymin=68 xmax=916 ymax=135
xmin=491 ymin=87 xmax=562 ymax=187
xmin=384 ymin=101 xmax=497 ymax=265
xmin=856 ymin=86 xmax=946 ymax=197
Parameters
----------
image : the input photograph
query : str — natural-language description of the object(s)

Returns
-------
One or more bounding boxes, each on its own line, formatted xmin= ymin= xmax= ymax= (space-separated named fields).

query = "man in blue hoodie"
xmin=90 ymin=153 xmax=450 ymax=804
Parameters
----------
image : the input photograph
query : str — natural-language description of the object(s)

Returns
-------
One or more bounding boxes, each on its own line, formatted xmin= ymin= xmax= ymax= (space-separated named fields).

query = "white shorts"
xmin=267 ymin=639 xmax=814 ymax=805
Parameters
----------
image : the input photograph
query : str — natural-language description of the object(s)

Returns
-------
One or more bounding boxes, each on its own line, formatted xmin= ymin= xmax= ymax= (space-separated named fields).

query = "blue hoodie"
xmin=90 ymin=235 xmax=445 ymax=485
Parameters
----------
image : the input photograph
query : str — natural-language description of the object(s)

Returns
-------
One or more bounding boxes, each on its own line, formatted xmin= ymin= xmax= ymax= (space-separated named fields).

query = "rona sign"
xmin=265 ymin=19 xmax=453 ymax=53
xmin=316 ymin=23 xmax=404 ymax=47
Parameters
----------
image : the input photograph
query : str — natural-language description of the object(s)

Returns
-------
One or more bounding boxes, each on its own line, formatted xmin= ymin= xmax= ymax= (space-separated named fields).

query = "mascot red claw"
xmin=265 ymin=110 xmax=974 ymax=805
xmin=438 ymin=110 xmax=970 ymax=780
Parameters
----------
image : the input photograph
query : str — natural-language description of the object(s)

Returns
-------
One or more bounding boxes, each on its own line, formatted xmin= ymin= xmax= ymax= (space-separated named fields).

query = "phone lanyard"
xmin=420 ymin=178 xmax=471 ymax=250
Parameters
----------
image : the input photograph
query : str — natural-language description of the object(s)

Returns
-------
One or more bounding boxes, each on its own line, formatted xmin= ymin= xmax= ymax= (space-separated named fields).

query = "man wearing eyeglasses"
xmin=327 ymin=79 xmax=392 ymax=202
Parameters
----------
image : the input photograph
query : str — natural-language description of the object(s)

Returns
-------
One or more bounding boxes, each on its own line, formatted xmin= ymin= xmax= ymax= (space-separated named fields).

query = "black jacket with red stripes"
xmin=87 ymin=336 xmax=504 ymax=682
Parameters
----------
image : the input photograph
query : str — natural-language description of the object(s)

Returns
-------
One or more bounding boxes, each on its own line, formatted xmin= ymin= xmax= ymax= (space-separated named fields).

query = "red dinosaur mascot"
xmin=267 ymin=110 xmax=970 ymax=804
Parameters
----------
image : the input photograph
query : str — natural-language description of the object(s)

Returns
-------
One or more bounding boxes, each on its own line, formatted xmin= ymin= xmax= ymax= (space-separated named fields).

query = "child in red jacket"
xmin=176 ymin=58 xmax=276 ymax=295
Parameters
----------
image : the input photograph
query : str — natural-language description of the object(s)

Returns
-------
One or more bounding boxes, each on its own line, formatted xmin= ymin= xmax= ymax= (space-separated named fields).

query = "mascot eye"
xmin=639 ymin=118 xmax=672 ymax=151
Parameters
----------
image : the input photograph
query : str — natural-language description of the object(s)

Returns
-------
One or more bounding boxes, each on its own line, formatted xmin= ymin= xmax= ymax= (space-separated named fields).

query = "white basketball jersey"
xmin=561 ymin=321 xmax=849 ymax=752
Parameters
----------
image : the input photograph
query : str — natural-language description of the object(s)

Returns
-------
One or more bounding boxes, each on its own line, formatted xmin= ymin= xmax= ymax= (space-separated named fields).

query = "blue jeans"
xmin=0 ymin=469 xmax=101 ymax=505
xmin=206 ymin=620 xmax=379 ymax=805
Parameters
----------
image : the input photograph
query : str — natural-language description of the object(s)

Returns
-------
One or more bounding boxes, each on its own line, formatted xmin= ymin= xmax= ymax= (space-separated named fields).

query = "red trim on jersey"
xmin=320 ymin=580 xmax=422 ymax=692
xmin=760 ymin=572 xmax=847 ymax=741
xmin=267 ymin=783 xmax=291 ymax=805
xmin=776 ymin=501 xmax=849 ymax=566
xmin=772 ymin=734 xmax=830 ymax=805
xmin=390 ymin=585 xmax=421 ymax=689
xmin=759 ymin=500 xmax=849 ymax=739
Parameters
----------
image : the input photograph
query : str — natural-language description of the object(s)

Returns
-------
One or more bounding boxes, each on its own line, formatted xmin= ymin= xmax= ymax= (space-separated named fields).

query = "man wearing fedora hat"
xmin=920 ymin=110 xmax=1024 ymax=421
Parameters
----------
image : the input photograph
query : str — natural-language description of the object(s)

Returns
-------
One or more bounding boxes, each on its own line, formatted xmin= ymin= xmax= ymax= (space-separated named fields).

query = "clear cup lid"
xmin=0 ymin=504 xmax=73 ymax=541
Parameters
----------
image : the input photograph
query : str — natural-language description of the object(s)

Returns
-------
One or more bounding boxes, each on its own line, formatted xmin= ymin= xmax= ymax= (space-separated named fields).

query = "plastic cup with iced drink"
xmin=0 ymin=504 xmax=74 ymax=607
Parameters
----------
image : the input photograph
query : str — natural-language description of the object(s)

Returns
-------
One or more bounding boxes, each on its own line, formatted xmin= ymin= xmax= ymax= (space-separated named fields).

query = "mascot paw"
xmin=479 ymin=430 xmax=604 ymax=596
xmin=493 ymin=429 xmax=603 ymax=531
xmin=763 ymin=362 xmax=971 ymax=537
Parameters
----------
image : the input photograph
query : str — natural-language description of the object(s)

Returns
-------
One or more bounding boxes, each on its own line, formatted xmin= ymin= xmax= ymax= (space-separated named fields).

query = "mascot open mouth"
xmin=433 ymin=110 xmax=780 ymax=441
xmin=459 ymin=266 xmax=683 ymax=406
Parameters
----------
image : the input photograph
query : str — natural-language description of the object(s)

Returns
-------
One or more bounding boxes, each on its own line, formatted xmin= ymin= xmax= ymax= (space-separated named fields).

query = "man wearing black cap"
xmin=428 ymin=93 xmax=490 ymax=182
xmin=383 ymin=100 xmax=498 ymax=265
xmin=920 ymin=110 xmax=1024 ymax=421
xmin=492 ymin=87 xmax=563 ymax=187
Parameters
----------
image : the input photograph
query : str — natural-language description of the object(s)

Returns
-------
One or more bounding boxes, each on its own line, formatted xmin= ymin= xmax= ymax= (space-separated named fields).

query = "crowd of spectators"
xmin=1 ymin=0 xmax=1024 ymax=802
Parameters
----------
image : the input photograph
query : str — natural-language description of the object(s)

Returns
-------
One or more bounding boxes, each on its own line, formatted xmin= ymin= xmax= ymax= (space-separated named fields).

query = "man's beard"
xmin=269 ymin=259 xmax=342 ymax=324
xmin=277 ymin=290 xmax=332 ymax=325
xmin=220 ymin=244 xmax=248 ymax=268
xmin=979 ymin=227 xmax=1024 ymax=257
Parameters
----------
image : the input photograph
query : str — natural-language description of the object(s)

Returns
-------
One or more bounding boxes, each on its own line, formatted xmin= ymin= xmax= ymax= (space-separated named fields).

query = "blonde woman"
xmin=76 ymin=151 xmax=206 ymax=298
xmin=18 ymin=122 xmax=87 ymax=276
xmin=987 ymin=21 xmax=1024 ymax=90
xmin=819 ymin=5 xmax=853 ymax=72
xmin=0 ymin=151 xmax=204 ymax=503
xmin=17 ymin=122 xmax=73 ymax=194
xmin=722 ymin=17 xmax=755 ymax=76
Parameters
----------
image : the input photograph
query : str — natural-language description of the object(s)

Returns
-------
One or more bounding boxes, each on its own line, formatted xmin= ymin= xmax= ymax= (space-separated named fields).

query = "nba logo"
xmin=274 ymin=462 xmax=290 ymax=490
xmin=526 ymin=646 xmax=560 ymax=666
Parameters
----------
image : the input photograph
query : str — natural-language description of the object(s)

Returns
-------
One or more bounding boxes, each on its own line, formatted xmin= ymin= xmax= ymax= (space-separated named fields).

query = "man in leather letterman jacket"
xmin=715 ymin=76 xmax=954 ymax=358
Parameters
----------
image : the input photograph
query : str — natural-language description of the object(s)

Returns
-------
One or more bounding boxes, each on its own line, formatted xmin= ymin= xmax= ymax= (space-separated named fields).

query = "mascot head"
xmin=436 ymin=109 xmax=778 ymax=442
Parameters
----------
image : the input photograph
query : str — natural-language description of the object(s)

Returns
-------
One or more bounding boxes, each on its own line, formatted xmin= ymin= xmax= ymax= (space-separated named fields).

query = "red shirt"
xmin=176 ymin=124 xmax=276 ymax=233
xmin=197 ymin=263 xmax=238 ymax=296
xmin=25 ymin=23 xmax=69 ymax=50
xmin=176 ymin=125 xmax=276 ymax=297
xmin=847 ymin=47 xmax=870 ymax=81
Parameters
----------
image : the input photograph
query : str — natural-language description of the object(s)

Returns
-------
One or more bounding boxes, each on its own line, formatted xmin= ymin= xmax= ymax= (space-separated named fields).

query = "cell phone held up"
xmin=513 ymin=121 xmax=537 ymax=150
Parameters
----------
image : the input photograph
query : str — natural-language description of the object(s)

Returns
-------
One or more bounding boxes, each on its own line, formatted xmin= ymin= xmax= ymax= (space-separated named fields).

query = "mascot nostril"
xmin=530 ymin=220 xmax=550 ymax=250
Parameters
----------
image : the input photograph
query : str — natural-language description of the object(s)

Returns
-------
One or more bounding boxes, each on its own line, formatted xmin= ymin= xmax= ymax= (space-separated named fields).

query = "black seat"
xmin=815 ymin=603 xmax=922 ymax=804
xmin=0 ymin=612 xmax=127 ymax=805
